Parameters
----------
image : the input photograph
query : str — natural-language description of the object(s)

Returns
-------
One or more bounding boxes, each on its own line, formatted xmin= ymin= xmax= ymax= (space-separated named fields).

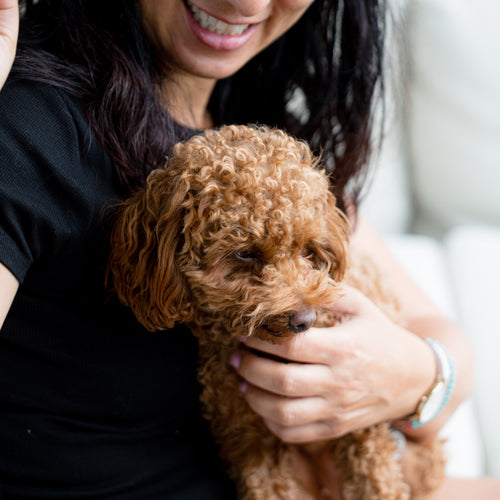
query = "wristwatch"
xmin=399 ymin=338 xmax=455 ymax=430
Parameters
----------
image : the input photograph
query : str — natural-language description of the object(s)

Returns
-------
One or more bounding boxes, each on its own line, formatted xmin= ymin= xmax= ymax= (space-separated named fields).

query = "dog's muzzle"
xmin=263 ymin=305 xmax=317 ymax=337
xmin=288 ymin=305 xmax=317 ymax=333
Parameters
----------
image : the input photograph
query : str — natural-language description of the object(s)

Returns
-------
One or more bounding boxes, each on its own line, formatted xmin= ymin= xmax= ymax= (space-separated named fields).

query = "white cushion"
xmin=407 ymin=0 xmax=500 ymax=234
xmin=446 ymin=225 xmax=500 ymax=476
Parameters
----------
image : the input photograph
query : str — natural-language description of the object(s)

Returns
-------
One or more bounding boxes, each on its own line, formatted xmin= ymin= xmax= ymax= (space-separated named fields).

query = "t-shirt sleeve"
xmin=0 ymin=80 xmax=89 ymax=282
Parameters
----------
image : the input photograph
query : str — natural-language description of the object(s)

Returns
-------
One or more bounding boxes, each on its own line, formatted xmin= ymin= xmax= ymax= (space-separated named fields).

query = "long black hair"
xmin=14 ymin=0 xmax=386 ymax=212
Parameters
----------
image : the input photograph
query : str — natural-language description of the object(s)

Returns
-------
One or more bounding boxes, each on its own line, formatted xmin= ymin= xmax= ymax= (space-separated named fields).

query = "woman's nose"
xmin=230 ymin=0 xmax=272 ymax=18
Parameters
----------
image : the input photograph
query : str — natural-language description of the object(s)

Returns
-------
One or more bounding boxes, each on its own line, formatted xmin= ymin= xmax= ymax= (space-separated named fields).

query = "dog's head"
xmin=108 ymin=125 xmax=349 ymax=341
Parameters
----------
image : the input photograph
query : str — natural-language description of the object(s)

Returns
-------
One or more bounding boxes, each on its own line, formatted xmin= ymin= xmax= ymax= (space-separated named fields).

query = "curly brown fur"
xmin=107 ymin=125 xmax=445 ymax=499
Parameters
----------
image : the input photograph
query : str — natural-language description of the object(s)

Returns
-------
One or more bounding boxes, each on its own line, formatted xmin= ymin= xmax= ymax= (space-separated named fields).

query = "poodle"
xmin=107 ymin=124 xmax=445 ymax=499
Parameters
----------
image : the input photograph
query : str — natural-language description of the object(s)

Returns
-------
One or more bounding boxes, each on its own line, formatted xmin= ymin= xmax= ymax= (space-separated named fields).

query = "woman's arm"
xmin=0 ymin=0 xmax=19 ymax=89
xmin=0 ymin=262 xmax=19 ymax=330
xmin=230 ymin=214 xmax=473 ymax=442
xmin=424 ymin=477 xmax=500 ymax=500
xmin=0 ymin=0 xmax=20 ymax=326
xmin=349 ymin=214 xmax=474 ymax=439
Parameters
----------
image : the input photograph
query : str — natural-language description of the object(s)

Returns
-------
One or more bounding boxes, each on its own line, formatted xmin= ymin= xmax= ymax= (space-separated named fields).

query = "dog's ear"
xmin=324 ymin=192 xmax=350 ymax=282
xmin=107 ymin=169 xmax=193 ymax=331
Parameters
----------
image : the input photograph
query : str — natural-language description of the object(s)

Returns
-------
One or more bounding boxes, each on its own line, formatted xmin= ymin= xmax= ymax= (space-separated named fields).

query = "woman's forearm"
xmin=351 ymin=214 xmax=474 ymax=438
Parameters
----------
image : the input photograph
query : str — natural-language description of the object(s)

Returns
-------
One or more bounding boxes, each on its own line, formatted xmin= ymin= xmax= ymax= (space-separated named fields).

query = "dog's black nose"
xmin=289 ymin=306 xmax=317 ymax=333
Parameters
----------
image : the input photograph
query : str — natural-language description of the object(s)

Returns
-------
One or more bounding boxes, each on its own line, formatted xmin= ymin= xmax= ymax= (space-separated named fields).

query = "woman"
xmin=0 ymin=0 xmax=496 ymax=498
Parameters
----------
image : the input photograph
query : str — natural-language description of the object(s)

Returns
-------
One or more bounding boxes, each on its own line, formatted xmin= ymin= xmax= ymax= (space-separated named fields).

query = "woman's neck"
xmin=162 ymin=72 xmax=216 ymax=130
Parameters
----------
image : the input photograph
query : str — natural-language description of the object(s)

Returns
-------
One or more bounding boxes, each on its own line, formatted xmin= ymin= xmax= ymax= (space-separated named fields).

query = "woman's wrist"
xmin=396 ymin=314 xmax=474 ymax=439
xmin=395 ymin=338 xmax=456 ymax=432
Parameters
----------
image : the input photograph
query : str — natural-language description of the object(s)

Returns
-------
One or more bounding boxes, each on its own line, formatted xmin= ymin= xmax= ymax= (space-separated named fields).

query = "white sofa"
xmin=361 ymin=0 xmax=500 ymax=478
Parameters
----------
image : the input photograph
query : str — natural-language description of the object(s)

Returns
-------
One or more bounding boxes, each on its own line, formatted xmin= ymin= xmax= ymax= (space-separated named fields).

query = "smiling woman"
xmin=0 ymin=0 xmax=391 ymax=498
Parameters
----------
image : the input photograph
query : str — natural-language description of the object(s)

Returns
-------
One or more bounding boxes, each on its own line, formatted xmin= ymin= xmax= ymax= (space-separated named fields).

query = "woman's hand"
xmin=0 ymin=0 xmax=19 ymax=89
xmin=230 ymin=285 xmax=436 ymax=444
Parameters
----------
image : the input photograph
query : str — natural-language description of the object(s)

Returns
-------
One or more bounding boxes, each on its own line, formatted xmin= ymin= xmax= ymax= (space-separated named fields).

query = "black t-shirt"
xmin=0 ymin=80 xmax=234 ymax=499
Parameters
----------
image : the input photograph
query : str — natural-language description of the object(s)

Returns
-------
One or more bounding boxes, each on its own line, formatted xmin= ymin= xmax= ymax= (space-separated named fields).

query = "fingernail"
xmin=239 ymin=380 xmax=248 ymax=393
xmin=229 ymin=353 xmax=242 ymax=369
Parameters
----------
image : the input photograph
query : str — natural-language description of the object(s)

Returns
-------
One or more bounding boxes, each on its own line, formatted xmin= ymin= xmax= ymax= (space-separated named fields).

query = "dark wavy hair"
xmin=14 ymin=0 xmax=386 ymax=212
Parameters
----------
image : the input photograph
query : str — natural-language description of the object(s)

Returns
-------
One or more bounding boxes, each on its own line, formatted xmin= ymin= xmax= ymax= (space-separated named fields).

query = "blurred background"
xmin=361 ymin=0 xmax=500 ymax=479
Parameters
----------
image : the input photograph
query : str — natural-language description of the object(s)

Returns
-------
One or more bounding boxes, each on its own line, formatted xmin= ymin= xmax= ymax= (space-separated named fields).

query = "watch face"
xmin=419 ymin=379 xmax=446 ymax=423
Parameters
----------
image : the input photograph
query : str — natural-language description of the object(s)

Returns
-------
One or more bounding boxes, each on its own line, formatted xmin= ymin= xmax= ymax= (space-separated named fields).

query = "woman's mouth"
xmin=183 ymin=0 xmax=261 ymax=51
xmin=186 ymin=1 xmax=250 ymax=36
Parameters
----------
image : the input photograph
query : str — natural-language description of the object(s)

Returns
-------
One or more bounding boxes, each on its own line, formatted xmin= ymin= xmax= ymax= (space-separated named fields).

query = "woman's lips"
xmin=188 ymin=1 xmax=250 ymax=35
xmin=183 ymin=0 xmax=260 ymax=51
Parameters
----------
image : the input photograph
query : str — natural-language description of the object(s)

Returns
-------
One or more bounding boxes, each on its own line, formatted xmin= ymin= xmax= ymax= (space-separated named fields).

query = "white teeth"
xmin=187 ymin=1 xmax=249 ymax=36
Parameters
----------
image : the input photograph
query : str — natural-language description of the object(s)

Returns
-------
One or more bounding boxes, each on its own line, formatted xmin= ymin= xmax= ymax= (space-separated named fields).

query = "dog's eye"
xmin=234 ymin=250 xmax=258 ymax=262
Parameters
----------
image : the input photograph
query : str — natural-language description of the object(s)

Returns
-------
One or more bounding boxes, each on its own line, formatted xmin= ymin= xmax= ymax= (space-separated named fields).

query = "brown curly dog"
xmin=107 ymin=125 xmax=445 ymax=499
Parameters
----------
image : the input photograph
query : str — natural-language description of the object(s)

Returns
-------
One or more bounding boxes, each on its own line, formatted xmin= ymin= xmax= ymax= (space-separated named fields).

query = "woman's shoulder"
xmin=0 ymin=77 xmax=112 ymax=178
xmin=0 ymin=77 xmax=116 ymax=279
xmin=1 ymin=77 xmax=89 ymax=143
xmin=1 ymin=77 xmax=76 ymax=108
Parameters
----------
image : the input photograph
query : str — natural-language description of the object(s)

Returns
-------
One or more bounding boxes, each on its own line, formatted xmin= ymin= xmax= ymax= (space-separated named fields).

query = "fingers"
xmin=265 ymin=417 xmax=337 ymax=444
xmin=240 ymin=333 xmax=333 ymax=365
xmin=238 ymin=376 xmax=345 ymax=443
xmin=231 ymin=350 xmax=331 ymax=397
xmin=323 ymin=284 xmax=381 ymax=318
xmin=265 ymin=416 xmax=364 ymax=444
xmin=239 ymin=380 xmax=367 ymax=443
xmin=242 ymin=384 xmax=326 ymax=430
xmin=229 ymin=350 xmax=344 ymax=442
xmin=0 ymin=0 xmax=19 ymax=43
xmin=239 ymin=285 xmax=382 ymax=365
xmin=230 ymin=347 xmax=371 ymax=442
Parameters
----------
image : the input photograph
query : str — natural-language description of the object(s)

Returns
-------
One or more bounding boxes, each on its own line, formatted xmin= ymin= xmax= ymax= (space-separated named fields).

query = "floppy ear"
xmin=107 ymin=169 xmax=193 ymax=331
